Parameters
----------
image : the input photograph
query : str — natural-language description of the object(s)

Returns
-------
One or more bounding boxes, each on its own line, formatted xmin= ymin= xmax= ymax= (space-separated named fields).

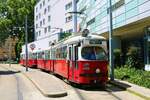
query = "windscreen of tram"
xmin=81 ymin=46 xmax=107 ymax=60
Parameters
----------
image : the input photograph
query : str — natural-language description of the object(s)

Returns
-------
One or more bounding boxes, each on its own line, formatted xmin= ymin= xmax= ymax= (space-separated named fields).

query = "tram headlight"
xmin=83 ymin=63 xmax=90 ymax=70
xmin=96 ymin=68 xmax=101 ymax=73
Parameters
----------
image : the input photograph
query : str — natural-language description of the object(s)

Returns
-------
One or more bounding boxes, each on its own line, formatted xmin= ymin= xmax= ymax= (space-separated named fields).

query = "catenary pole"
xmin=25 ymin=15 xmax=28 ymax=71
xmin=109 ymin=0 xmax=114 ymax=80
xmin=72 ymin=0 xmax=77 ymax=33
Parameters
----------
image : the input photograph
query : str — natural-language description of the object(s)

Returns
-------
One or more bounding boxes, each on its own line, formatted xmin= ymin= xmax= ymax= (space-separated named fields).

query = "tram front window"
xmin=81 ymin=46 xmax=107 ymax=60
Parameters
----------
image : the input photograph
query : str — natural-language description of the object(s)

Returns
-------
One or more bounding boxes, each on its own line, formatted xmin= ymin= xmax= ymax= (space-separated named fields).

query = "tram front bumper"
xmin=78 ymin=73 xmax=108 ymax=84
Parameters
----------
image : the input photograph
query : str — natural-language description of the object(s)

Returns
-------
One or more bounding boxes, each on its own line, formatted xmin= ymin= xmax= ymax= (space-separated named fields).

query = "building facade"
xmin=23 ymin=0 xmax=74 ymax=53
xmin=23 ymin=0 xmax=150 ymax=66
xmin=34 ymin=0 xmax=67 ymax=41
xmin=77 ymin=0 xmax=150 ymax=65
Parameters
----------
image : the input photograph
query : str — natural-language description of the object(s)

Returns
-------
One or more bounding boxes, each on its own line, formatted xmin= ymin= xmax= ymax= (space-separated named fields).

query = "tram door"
xmin=68 ymin=45 xmax=74 ymax=81
xmin=68 ymin=44 xmax=78 ymax=82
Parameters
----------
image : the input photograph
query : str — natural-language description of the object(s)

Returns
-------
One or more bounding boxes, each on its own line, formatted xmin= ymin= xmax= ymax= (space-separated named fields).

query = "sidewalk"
xmin=0 ymin=64 xmax=68 ymax=98
xmin=109 ymin=79 xmax=150 ymax=100
xmin=23 ymin=70 xmax=67 ymax=97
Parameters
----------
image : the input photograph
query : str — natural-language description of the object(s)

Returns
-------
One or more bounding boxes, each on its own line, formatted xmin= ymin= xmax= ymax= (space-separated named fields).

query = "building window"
xmin=36 ymin=7 xmax=38 ymax=12
xmin=65 ymin=2 xmax=72 ymax=10
xmin=44 ymin=8 xmax=47 ymax=14
xmin=44 ymin=27 xmax=47 ymax=33
xmin=42 ymin=19 xmax=44 ymax=25
xmin=48 ymin=26 xmax=51 ymax=32
xmin=39 ymin=13 xmax=41 ymax=19
xmin=36 ymin=24 xmax=38 ymax=29
xmin=40 ymin=3 xmax=42 ymax=9
xmin=43 ymin=0 xmax=45 ymax=6
xmin=48 ymin=5 xmax=51 ymax=12
xmin=40 ymin=21 xmax=42 ymax=27
xmin=39 ymin=31 xmax=41 ymax=36
xmin=36 ymin=15 xmax=38 ymax=20
xmin=65 ymin=15 xmax=72 ymax=23
xmin=48 ymin=16 xmax=51 ymax=22
xmin=36 ymin=32 xmax=38 ymax=37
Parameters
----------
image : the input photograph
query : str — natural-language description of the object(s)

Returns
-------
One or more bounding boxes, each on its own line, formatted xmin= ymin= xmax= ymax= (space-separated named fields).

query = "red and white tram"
xmin=20 ymin=32 xmax=108 ymax=85
xmin=20 ymin=51 xmax=37 ymax=67
xmin=20 ymin=53 xmax=25 ymax=66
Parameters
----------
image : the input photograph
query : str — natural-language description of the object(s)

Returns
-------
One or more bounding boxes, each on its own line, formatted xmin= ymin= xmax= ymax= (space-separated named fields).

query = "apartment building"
xmin=77 ymin=0 xmax=150 ymax=65
xmin=64 ymin=0 xmax=74 ymax=33
xmin=22 ymin=0 xmax=74 ymax=53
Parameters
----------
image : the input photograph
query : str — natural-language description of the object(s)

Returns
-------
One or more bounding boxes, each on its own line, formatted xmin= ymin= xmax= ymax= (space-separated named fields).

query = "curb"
xmin=109 ymin=80 xmax=150 ymax=100
xmin=23 ymin=73 xmax=67 ymax=98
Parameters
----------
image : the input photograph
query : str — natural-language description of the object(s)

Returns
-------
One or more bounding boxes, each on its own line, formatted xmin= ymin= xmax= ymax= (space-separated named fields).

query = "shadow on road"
xmin=71 ymin=81 xmax=131 ymax=92
xmin=0 ymin=70 xmax=21 ymax=75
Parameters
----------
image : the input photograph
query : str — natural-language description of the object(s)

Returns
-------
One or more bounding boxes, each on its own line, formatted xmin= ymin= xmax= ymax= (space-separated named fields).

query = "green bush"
xmin=114 ymin=49 xmax=122 ymax=67
xmin=115 ymin=66 xmax=150 ymax=88
xmin=125 ymin=46 xmax=143 ymax=69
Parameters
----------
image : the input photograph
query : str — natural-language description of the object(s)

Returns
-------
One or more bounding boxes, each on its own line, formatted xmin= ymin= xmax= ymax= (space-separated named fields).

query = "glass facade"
xmin=77 ymin=0 xmax=150 ymax=34
xmin=77 ymin=0 xmax=150 ymax=66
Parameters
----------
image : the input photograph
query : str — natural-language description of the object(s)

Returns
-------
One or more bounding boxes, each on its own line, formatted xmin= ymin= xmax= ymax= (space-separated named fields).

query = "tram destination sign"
xmin=89 ymin=39 xmax=102 ymax=44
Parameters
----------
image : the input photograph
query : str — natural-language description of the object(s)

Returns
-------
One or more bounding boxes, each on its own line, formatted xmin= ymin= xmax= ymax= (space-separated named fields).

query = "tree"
xmin=0 ymin=0 xmax=36 ymax=60
xmin=0 ymin=1 xmax=12 ymax=46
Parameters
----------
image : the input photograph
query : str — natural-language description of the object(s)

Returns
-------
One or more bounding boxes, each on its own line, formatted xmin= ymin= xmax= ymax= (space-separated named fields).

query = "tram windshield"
xmin=81 ymin=46 xmax=107 ymax=60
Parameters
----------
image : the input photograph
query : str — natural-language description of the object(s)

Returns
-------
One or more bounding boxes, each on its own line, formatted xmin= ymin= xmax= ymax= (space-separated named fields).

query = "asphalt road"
xmin=0 ymin=64 xmax=144 ymax=100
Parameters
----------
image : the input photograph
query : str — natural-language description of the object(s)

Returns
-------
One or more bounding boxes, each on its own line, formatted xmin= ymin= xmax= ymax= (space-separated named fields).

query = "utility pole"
xmin=109 ymin=0 xmax=114 ymax=81
xmin=9 ymin=36 xmax=12 ymax=67
xmin=25 ymin=15 xmax=28 ymax=71
xmin=72 ymin=0 xmax=77 ymax=33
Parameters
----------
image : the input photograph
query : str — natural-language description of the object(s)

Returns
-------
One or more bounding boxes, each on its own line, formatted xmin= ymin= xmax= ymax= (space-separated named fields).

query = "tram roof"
xmin=52 ymin=33 xmax=106 ymax=47
xmin=64 ymin=33 xmax=106 ymax=45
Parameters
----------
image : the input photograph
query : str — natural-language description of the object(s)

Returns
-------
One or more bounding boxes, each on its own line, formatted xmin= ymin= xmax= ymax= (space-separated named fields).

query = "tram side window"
xmin=33 ymin=53 xmax=37 ymax=59
xmin=75 ymin=46 xmax=78 ymax=60
xmin=55 ymin=46 xmax=67 ymax=59
xmin=38 ymin=53 xmax=41 ymax=59
xmin=29 ymin=53 xmax=32 ymax=59
xmin=69 ymin=47 xmax=72 ymax=60
xmin=62 ymin=46 xmax=67 ymax=59
xmin=45 ymin=50 xmax=50 ymax=60
xmin=51 ymin=49 xmax=56 ymax=60
xmin=38 ymin=52 xmax=44 ymax=59
xmin=56 ymin=48 xmax=60 ymax=59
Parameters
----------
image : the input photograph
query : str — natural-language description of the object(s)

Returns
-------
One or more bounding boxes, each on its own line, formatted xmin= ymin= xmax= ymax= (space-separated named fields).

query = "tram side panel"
xmin=37 ymin=52 xmax=45 ymax=69
xmin=53 ymin=59 xmax=69 ymax=79
xmin=19 ymin=59 xmax=24 ymax=65
xmin=28 ymin=59 xmax=37 ymax=67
